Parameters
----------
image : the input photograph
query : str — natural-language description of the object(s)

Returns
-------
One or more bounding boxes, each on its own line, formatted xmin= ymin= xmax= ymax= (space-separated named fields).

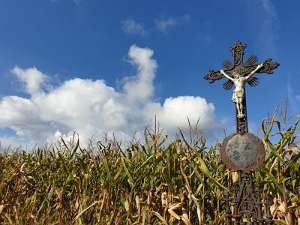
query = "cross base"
xmin=225 ymin=172 xmax=273 ymax=225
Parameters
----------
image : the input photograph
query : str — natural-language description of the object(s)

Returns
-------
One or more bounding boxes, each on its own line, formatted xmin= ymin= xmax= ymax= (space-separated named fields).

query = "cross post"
xmin=203 ymin=41 xmax=279 ymax=223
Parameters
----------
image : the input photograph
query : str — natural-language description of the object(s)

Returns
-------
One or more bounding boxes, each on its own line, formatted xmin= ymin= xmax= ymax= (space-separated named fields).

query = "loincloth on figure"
xmin=232 ymin=89 xmax=244 ymax=102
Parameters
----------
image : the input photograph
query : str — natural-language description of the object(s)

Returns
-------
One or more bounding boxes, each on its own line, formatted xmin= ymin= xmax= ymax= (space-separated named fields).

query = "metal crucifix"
xmin=203 ymin=41 xmax=279 ymax=224
xmin=204 ymin=41 xmax=279 ymax=134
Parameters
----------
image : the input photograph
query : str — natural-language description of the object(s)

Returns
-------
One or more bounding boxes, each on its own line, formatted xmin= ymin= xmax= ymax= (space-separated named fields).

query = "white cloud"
xmin=123 ymin=45 xmax=157 ymax=101
xmin=155 ymin=18 xmax=177 ymax=31
xmin=154 ymin=14 xmax=191 ymax=32
xmin=0 ymin=45 xmax=220 ymax=148
xmin=296 ymin=96 xmax=300 ymax=101
xmin=11 ymin=67 xmax=47 ymax=96
xmin=121 ymin=19 xmax=146 ymax=36
xmin=153 ymin=96 xmax=215 ymax=129
xmin=121 ymin=14 xmax=191 ymax=36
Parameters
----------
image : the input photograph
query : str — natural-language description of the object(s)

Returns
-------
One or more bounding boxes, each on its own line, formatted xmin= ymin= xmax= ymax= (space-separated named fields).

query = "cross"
xmin=202 ymin=41 xmax=280 ymax=223
xmin=203 ymin=41 xmax=279 ymax=134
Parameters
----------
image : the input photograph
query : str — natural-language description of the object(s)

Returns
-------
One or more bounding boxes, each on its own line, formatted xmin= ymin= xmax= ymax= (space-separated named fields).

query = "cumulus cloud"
xmin=156 ymin=96 xmax=215 ymax=129
xmin=154 ymin=14 xmax=191 ymax=32
xmin=11 ymin=67 xmax=47 ymax=96
xmin=0 ymin=45 xmax=220 ymax=148
xmin=121 ymin=19 xmax=146 ymax=36
xmin=123 ymin=45 xmax=157 ymax=101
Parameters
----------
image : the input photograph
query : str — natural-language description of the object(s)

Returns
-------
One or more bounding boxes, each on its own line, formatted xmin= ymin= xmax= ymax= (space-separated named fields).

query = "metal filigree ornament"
xmin=203 ymin=41 xmax=279 ymax=224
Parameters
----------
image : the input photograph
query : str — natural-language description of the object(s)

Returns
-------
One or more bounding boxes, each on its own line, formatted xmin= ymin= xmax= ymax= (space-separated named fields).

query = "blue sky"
xmin=0 ymin=0 xmax=299 ymax=148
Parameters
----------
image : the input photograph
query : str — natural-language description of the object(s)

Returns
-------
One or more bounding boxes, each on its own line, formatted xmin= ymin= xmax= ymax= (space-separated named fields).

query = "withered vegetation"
xmin=0 ymin=116 xmax=299 ymax=225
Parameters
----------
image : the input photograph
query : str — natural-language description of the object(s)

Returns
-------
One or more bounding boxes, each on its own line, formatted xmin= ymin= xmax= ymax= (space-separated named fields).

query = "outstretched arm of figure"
xmin=244 ymin=63 xmax=264 ymax=80
xmin=220 ymin=70 xmax=234 ymax=81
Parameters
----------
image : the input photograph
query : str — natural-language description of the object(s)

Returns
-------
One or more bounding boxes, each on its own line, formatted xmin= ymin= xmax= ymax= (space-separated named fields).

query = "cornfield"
xmin=0 ymin=116 xmax=299 ymax=225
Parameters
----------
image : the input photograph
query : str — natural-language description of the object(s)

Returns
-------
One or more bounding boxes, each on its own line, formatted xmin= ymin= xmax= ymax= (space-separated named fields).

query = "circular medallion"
xmin=220 ymin=133 xmax=265 ymax=171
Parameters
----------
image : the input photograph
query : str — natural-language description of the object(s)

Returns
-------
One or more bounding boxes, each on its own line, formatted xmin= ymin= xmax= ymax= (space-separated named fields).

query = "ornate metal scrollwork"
xmin=202 ymin=41 xmax=279 ymax=224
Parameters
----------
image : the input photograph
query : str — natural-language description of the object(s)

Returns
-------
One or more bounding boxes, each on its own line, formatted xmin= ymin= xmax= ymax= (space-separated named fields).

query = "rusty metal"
xmin=221 ymin=133 xmax=266 ymax=171
xmin=203 ymin=41 xmax=279 ymax=224
xmin=225 ymin=172 xmax=274 ymax=224
xmin=203 ymin=41 xmax=279 ymax=86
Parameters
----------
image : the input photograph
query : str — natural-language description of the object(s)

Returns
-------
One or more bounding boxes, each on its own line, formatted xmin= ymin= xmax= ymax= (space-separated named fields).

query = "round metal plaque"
xmin=221 ymin=133 xmax=265 ymax=171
